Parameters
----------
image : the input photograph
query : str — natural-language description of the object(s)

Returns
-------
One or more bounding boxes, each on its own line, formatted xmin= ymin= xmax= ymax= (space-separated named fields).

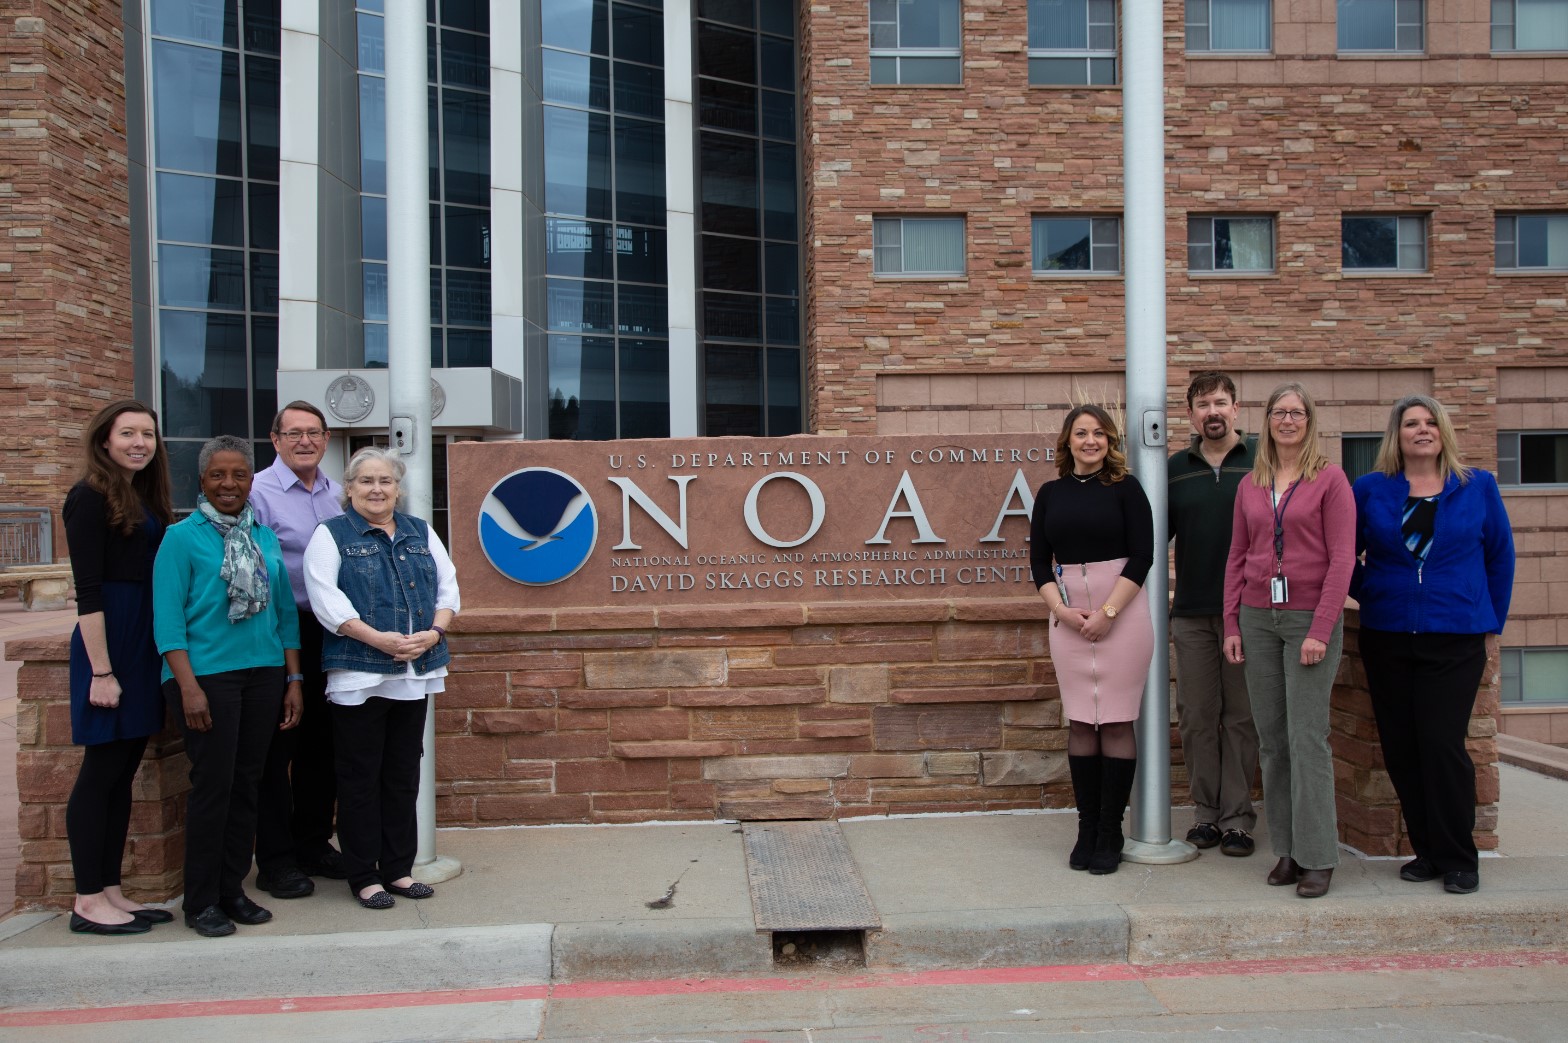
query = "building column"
xmin=665 ymin=0 xmax=699 ymax=437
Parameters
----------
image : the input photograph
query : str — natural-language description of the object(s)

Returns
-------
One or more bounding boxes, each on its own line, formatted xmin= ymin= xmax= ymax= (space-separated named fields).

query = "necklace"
xmin=1071 ymin=468 xmax=1104 ymax=483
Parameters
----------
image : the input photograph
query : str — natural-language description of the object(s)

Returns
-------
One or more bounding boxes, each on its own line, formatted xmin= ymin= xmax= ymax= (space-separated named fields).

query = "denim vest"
xmin=319 ymin=507 xmax=450 ymax=675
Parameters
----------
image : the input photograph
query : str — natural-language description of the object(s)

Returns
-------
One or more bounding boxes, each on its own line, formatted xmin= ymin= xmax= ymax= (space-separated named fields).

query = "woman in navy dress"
xmin=62 ymin=401 xmax=175 ymax=934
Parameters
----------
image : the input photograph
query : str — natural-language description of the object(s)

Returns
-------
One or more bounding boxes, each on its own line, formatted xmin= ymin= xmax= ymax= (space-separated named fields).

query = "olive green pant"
xmin=1238 ymin=605 xmax=1343 ymax=870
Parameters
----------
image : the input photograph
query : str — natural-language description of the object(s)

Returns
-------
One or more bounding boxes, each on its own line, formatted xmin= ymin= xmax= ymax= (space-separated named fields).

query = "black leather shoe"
xmin=69 ymin=912 xmax=151 ymax=936
xmin=1400 ymin=857 xmax=1441 ymax=882
xmin=1444 ymin=870 xmax=1479 ymax=894
xmin=131 ymin=907 xmax=175 ymax=925
xmin=1185 ymin=822 xmax=1221 ymax=849
xmin=185 ymin=905 xmax=236 ymax=937
xmin=219 ymin=894 xmax=273 ymax=926
xmin=300 ymin=847 xmax=348 ymax=880
xmin=256 ymin=867 xmax=315 ymax=899
xmin=1219 ymin=829 xmax=1255 ymax=857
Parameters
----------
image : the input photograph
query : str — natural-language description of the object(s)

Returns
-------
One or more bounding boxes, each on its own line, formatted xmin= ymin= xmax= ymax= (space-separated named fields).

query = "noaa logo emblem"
xmin=478 ymin=467 xmax=598 ymax=585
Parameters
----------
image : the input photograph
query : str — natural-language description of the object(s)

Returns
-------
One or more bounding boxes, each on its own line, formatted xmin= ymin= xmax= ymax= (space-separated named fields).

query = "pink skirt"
xmin=1047 ymin=557 xmax=1153 ymax=725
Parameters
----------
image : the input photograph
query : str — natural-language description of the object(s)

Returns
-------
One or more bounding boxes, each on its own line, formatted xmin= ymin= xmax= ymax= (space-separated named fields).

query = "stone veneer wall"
xmin=11 ymin=601 xmax=1498 ymax=907
xmin=0 ymin=3 xmax=136 ymax=546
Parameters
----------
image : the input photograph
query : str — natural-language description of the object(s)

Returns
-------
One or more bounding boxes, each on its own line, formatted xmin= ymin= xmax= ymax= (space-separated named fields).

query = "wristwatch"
xmin=1100 ymin=604 xmax=1118 ymax=619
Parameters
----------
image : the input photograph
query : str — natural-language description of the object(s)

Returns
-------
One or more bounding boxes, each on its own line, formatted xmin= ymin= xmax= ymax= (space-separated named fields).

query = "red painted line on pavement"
xmin=4 ymin=949 xmax=1566 ymax=1028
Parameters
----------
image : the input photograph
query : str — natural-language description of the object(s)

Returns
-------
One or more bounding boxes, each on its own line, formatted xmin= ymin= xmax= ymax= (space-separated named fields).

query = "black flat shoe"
xmin=69 ymin=912 xmax=151 ymax=936
xmin=356 ymin=889 xmax=395 ymax=910
xmin=218 ymin=894 xmax=273 ymax=926
xmin=385 ymin=881 xmax=434 ymax=899
xmin=131 ymin=908 xmax=175 ymax=925
xmin=1400 ymin=857 xmax=1441 ymax=882
xmin=184 ymin=905 xmax=237 ymax=937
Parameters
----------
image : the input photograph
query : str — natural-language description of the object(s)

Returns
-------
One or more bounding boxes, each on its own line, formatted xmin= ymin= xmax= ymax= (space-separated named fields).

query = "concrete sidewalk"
xmin=2 ymin=763 xmax=1566 ymax=1011
xmin=3 ymin=592 xmax=1567 ymax=1012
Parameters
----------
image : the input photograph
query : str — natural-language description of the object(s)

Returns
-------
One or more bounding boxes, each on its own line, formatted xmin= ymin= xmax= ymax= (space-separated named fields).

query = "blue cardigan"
xmin=1351 ymin=469 xmax=1514 ymax=635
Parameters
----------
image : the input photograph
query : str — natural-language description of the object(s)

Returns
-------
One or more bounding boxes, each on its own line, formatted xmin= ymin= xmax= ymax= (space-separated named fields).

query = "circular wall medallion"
xmin=325 ymin=375 xmax=375 ymax=423
xmin=478 ymin=467 xmax=598 ymax=586
xmin=431 ymin=378 xmax=447 ymax=420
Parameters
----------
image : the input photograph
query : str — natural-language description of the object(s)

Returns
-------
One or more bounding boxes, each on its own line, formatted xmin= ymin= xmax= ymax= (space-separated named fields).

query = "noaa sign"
xmin=449 ymin=434 xmax=1056 ymax=611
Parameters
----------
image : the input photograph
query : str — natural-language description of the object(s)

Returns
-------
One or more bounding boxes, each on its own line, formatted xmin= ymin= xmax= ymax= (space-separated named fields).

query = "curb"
xmin=0 ymin=922 xmax=552 ymax=1010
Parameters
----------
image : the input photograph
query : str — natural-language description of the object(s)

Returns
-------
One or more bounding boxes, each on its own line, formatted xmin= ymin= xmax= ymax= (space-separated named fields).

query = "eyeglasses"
xmin=277 ymin=428 xmax=327 ymax=443
xmin=1268 ymin=409 xmax=1308 ymax=423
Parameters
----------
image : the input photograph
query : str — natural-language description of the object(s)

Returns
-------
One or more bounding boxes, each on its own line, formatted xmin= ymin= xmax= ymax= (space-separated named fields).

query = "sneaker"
xmin=1185 ymin=822 xmax=1221 ymax=849
xmin=1443 ymin=870 xmax=1479 ymax=894
xmin=1219 ymin=828 xmax=1255 ymax=857
xmin=184 ymin=905 xmax=236 ymax=938
xmin=1400 ymin=857 xmax=1441 ymax=882
xmin=256 ymin=866 xmax=315 ymax=899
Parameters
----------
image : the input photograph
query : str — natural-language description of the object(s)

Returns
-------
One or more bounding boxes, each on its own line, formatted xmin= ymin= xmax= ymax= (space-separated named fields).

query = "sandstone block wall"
xmin=11 ymin=601 xmax=1497 ymax=906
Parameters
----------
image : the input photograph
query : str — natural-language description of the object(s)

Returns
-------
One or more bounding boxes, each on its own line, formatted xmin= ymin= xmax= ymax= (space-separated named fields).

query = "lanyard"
xmin=1270 ymin=478 xmax=1300 ymax=576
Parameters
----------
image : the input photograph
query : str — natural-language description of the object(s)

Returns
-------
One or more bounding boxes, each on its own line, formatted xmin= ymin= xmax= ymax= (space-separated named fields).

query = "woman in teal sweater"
xmin=154 ymin=436 xmax=302 ymax=937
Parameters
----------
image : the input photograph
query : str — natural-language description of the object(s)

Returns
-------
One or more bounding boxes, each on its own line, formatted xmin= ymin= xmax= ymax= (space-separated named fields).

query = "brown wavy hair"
xmin=82 ymin=400 xmax=174 ymax=534
xmin=1054 ymin=404 xmax=1128 ymax=484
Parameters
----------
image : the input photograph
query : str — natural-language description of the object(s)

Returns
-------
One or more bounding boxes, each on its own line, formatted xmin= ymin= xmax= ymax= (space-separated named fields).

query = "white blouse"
xmin=303 ymin=522 xmax=461 ymax=707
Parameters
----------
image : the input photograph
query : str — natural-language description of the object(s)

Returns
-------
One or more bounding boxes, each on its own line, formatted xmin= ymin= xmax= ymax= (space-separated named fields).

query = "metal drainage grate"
xmin=741 ymin=820 xmax=881 ymax=932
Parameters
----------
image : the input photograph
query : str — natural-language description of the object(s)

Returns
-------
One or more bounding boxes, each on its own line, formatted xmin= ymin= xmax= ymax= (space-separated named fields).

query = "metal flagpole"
xmin=385 ymin=0 xmax=460 ymax=882
xmin=1121 ymin=0 xmax=1197 ymax=865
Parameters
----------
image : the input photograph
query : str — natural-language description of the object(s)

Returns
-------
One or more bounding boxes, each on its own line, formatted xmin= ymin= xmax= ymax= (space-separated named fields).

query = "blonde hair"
xmin=1373 ymin=394 xmax=1472 ymax=484
xmin=1054 ymin=404 xmax=1129 ymax=484
xmin=1251 ymin=382 xmax=1331 ymax=486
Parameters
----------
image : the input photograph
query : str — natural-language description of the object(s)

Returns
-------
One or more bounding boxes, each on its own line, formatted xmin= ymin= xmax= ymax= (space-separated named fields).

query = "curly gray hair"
xmin=340 ymin=446 xmax=408 ymax=510
xmin=198 ymin=435 xmax=254 ymax=476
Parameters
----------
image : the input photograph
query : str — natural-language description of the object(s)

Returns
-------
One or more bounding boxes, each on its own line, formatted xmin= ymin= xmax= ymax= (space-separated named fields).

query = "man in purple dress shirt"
xmin=250 ymin=401 xmax=346 ymax=897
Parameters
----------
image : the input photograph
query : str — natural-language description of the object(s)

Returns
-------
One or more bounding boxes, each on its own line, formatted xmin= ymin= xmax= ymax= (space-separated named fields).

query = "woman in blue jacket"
xmin=1352 ymin=395 xmax=1514 ymax=896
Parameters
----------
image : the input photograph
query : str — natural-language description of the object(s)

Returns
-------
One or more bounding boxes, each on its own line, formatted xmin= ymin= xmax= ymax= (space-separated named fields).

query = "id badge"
xmin=1270 ymin=575 xmax=1289 ymax=605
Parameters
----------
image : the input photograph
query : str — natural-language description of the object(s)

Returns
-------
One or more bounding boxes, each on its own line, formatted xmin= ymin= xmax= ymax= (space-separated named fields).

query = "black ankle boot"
xmin=1089 ymin=756 xmax=1138 ymax=875
xmin=1067 ymin=754 xmax=1103 ymax=871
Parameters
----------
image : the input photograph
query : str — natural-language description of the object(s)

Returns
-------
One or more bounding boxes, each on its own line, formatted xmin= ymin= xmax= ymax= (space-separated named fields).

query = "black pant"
xmin=1360 ymin=629 xmax=1487 ymax=874
xmin=256 ymin=616 xmax=336 ymax=871
xmin=66 ymin=735 xmax=149 ymax=895
xmin=173 ymin=668 xmax=284 ymax=911
xmin=333 ymin=696 xmax=427 ymax=893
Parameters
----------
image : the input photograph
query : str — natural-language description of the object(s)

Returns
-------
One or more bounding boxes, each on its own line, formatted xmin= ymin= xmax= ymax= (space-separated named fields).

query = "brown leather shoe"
xmin=1266 ymin=856 xmax=1301 ymax=886
xmin=1296 ymin=868 xmax=1333 ymax=898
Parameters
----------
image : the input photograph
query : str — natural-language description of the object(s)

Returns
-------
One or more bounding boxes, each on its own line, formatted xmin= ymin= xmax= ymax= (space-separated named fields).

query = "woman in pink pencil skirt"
xmin=1030 ymin=404 xmax=1155 ymax=875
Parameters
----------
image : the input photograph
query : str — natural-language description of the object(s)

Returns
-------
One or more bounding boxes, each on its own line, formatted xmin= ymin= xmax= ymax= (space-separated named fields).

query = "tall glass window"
xmin=696 ymin=0 xmax=803 ymax=437
xmin=148 ymin=0 xmax=281 ymax=502
xmin=543 ymin=0 xmax=671 ymax=440
xmin=358 ymin=0 xmax=492 ymax=369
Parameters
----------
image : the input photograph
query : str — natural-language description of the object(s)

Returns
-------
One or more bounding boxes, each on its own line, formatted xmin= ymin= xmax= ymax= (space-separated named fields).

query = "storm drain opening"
xmin=742 ymin=820 xmax=881 ymax=970
xmin=772 ymin=929 xmax=866 ymax=969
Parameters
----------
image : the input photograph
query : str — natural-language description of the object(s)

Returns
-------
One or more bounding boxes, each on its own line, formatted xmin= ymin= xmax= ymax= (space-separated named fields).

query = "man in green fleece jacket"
xmin=1169 ymin=372 xmax=1259 ymax=857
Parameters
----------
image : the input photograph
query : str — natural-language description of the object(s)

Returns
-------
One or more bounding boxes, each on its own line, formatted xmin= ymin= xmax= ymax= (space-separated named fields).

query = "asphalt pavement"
xmin=2 ymin=598 xmax=1567 ymax=1018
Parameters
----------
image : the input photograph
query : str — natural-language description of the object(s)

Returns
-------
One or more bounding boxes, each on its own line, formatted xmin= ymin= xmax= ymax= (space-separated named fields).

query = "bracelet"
xmin=92 ymin=670 xmax=114 ymax=679
xmin=285 ymin=673 xmax=305 ymax=684
xmin=432 ymin=625 xmax=447 ymax=639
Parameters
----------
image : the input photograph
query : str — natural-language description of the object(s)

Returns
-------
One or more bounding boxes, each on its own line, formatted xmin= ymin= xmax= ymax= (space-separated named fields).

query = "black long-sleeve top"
xmin=63 ymin=481 xmax=163 ymax=615
xmin=1029 ymin=473 xmax=1155 ymax=591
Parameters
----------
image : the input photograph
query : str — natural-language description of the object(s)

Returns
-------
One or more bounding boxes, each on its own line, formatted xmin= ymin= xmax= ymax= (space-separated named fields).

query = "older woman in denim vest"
xmin=302 ymin=447 xmax=460 ymax=909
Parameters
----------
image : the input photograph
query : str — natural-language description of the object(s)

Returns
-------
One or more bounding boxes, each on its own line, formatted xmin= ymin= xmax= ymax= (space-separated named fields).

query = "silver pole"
xmin=385 ymin=0 xmax=459 ymax=882
xmin=1121 ymin=0 xmax=1195 ymax=865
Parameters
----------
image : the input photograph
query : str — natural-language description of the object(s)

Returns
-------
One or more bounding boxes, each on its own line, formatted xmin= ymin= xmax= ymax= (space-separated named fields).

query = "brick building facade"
xmin=1 ymin=0 xmax=1563 ymax=902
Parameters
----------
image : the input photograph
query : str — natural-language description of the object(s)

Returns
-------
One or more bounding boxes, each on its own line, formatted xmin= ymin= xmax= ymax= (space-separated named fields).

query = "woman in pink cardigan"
xmin=1223 ymin=383 xmax=1356 ymax=898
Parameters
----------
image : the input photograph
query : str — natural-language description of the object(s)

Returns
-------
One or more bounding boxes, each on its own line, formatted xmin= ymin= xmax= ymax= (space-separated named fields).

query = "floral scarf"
xmin=196 ymin=495 xmax=270 ymax=621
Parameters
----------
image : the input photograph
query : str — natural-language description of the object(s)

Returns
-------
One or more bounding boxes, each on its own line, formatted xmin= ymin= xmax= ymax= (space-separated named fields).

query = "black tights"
xmin=65 ymin=736 xmax=149 ymax=895
xmin=1067 ymin=720 xmax=1137 ymax=759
